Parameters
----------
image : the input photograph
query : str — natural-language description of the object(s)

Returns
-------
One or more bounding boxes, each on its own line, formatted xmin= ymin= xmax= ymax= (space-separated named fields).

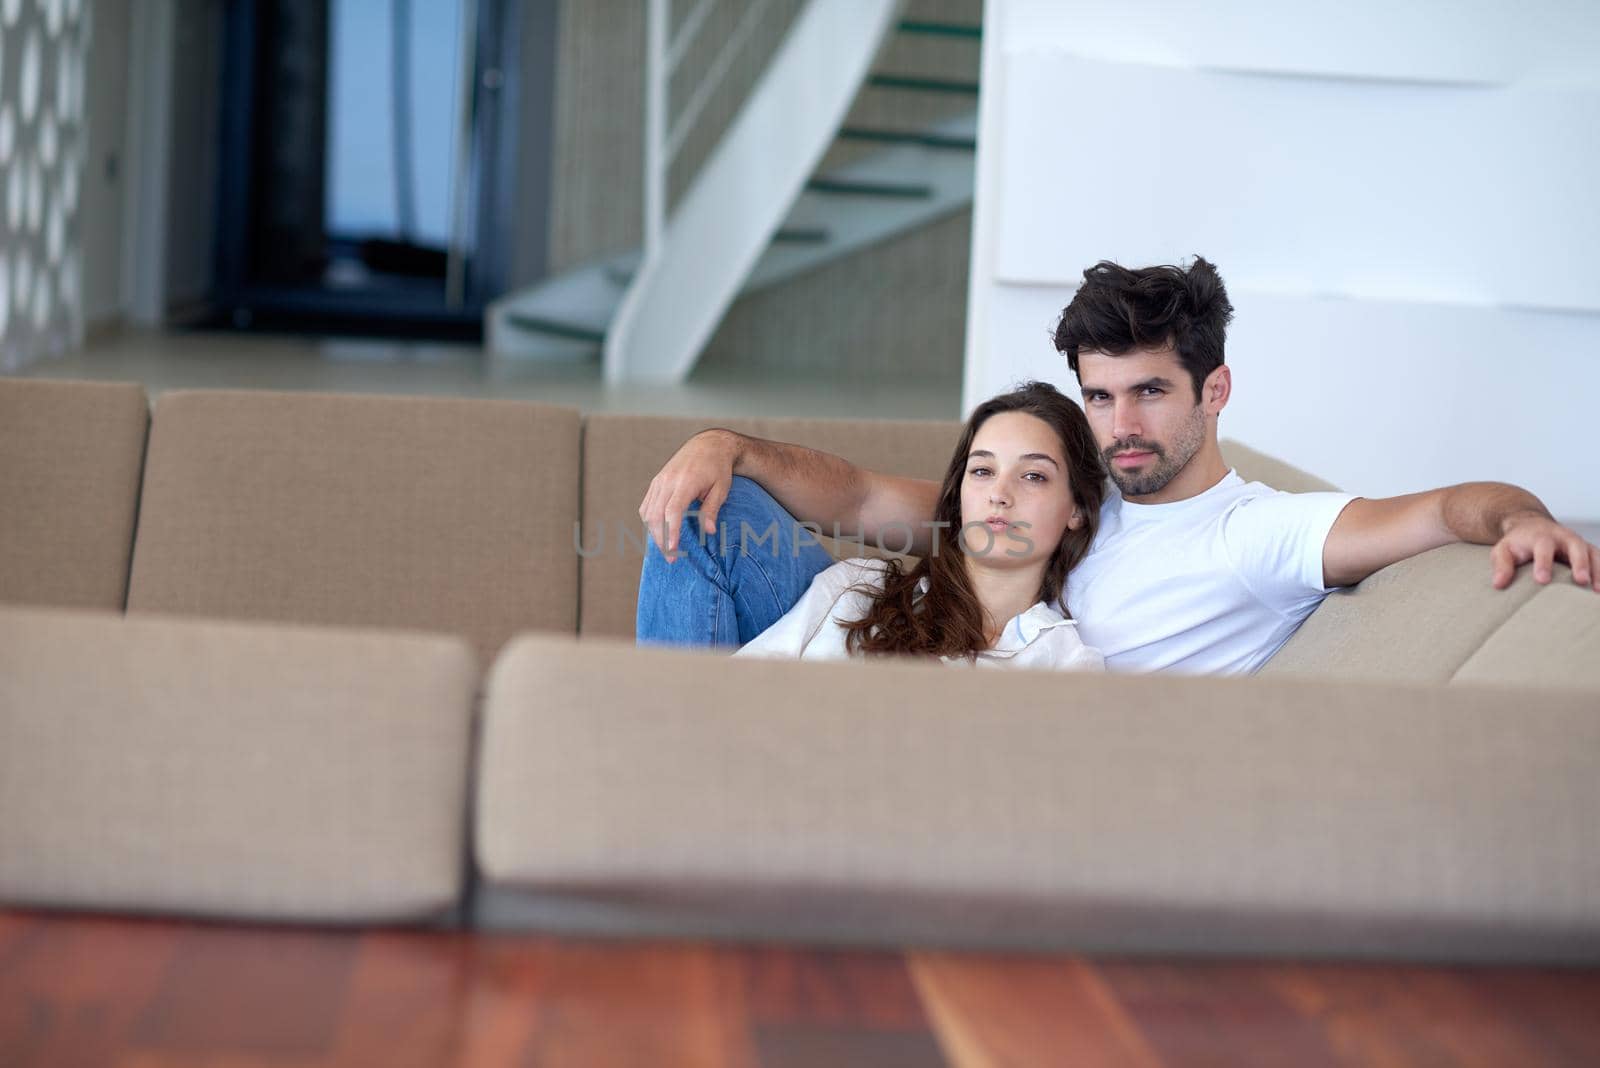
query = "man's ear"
xmin=1202 ymin=365 xmax=1231 ymax=416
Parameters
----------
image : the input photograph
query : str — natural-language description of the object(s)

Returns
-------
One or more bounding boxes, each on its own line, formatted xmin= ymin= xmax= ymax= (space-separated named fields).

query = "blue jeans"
xmin=636 ymin=475 xmax=835 ymax=648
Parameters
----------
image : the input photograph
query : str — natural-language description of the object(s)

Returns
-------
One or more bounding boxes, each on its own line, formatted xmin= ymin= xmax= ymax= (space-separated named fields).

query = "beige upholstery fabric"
xmin=1261 ymin=546 xmax=1556 ymax=684
xmin=476 ymin=635 xmax=1600 ymax=960
xmin=126 ymin=389 xmax=581 ymax=668
xmin=0 ymin=377 xmax=149 ymax=610
xmin=1219 ymin=439 xmax=1340 ymax=493
xmin=1452 ymin=581 xmax=1600 ymax=690
xmin=1229 ymin=444 xmax=1600 ymax=687
xmin=579 ymin=414 xmax=960 ymax=638
xmin=0 ymin=605 xmax=477 ymax=923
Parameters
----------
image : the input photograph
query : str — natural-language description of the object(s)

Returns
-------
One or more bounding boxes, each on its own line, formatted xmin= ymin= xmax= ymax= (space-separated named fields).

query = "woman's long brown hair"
xmin=842 ymin=381 xmax=1105 ymax=661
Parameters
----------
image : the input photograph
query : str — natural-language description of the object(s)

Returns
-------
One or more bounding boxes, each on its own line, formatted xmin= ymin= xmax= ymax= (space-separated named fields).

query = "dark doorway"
xmin=211 ymin=0 xmax=551 ymax=340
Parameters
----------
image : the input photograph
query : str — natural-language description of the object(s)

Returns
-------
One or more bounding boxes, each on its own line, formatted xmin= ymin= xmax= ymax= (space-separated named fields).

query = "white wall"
xmin=964 ymin=0 xmax=1600 ymax=519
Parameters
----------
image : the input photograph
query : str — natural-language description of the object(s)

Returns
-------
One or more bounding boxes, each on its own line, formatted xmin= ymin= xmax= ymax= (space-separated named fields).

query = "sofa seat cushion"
xmin=0 ymin=606 xmax=478 ymax=923
xmin=0 ymin=377 xmax=149 ymax=610
xmin=126 ymin=388 xmax=581 ymax=669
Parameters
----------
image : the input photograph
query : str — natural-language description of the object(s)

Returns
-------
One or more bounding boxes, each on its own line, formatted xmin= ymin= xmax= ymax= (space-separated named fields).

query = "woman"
xmin=734 ymin=381 xmax=1106 ymax=670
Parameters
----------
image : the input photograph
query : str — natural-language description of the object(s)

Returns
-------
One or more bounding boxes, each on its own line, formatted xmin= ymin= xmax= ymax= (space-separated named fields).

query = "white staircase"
xmin=743 ymin=111 xmax=976 ymax=293
xmin=486 ymin=1 xmax=980 ymax=381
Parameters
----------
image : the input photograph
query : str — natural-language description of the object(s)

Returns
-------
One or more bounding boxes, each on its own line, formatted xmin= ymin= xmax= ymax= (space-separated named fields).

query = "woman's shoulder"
xmin=822 ymin=556 xmax=895 ymax=582
xmin=806 ymin=557 xmax=895 ymax=601
xmin=835 ymin=555 xmax=894 ymax=573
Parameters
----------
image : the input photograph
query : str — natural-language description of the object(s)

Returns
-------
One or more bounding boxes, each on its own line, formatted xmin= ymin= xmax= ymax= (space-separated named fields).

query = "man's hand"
xmin=1324 ymin=482 xmax=1600 ymax=593
xmin=638 ymin=430 xmax=937 ymax=562
xmin=638 ymin=429 xmax=742 ymax=563
xmin=1491 ymin=511 xmax=1600 ymax=592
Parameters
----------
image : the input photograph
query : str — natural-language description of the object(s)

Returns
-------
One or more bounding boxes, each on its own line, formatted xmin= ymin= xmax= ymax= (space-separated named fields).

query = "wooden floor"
xmin=3 ymin=910 xmax=1598 ymax=1067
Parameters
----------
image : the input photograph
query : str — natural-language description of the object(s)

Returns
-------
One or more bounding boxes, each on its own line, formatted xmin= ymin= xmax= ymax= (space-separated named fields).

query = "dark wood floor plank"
xmin=1456 ymin=969 xmax=1600 ymax=1066
xmin=130 ymin=921 xmax=361 ymax=1060
xmin=1095 ymin=960 xmax=1347 ymax=1068
xmin=752 ymin=1023 xmax=950 ymax=1068
xmin=909 ymin=951 xmax=1165 ymax=1068
xmin=738 ymin=945 xmax=948 ymax=1068
xmin=0 ymin=910 xmax=182 ymax=1068
xmin=518 ymin=940 xmax=759 ymax=1068
xmin=0 ymin=911 xmax=42 ymax=978
xmin=738 ymin=944 xmax=929 ymax=1028
xmin=1263 ymin=963 xmax=1561 ymax=1067
xmin=0 ymin=910 xmax=37 ymax=954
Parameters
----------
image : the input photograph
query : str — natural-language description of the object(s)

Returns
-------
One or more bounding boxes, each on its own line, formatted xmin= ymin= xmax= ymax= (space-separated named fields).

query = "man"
xmin=636 ymin=257 xmax=1599 ymax=673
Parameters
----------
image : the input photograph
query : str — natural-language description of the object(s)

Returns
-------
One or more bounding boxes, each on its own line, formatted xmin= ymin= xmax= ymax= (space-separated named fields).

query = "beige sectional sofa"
xmin=1 ymin=376 xmax=1596 ymax=962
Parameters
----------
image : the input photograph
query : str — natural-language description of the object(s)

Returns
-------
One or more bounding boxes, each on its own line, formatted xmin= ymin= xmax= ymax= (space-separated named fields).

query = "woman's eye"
xmin=968 ymin=467 xmax=991 ymax=478
xmin=1024 ymin=472 xmax=1047 ymax=482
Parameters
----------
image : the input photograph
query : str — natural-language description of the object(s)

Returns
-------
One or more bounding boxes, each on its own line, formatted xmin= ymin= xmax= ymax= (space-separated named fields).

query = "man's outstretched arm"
xmin=638 ymin=428 xmax=941 ymax=562
xmin=1322 ymin=482 xmax=1600 ymax=592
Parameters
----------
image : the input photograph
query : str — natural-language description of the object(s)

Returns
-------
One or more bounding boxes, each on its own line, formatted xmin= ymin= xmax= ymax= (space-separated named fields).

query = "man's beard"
xmin=1103 ymin=406 xmax=1206 ymax=498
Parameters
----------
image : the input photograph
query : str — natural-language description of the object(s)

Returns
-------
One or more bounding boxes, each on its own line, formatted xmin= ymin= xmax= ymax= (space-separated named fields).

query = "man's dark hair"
xmin=1053 ymin=257 xmax=1235 ymax=402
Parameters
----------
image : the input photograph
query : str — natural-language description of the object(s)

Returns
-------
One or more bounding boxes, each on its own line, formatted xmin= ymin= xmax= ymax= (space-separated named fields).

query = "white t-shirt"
xmin=1062 ymin=471 xmax=1355 ymax=676
xmin=736 ymin=557 xmax=1105 ymax=672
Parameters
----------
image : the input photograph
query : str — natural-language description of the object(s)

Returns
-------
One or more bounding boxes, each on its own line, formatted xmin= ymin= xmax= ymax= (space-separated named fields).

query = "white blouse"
xmin=734 ymin=558 xmax=1105 ymax=672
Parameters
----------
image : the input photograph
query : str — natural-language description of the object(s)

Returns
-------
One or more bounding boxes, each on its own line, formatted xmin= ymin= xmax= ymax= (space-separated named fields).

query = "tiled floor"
xmin=11 ymin=327 xmax=964 ymax=422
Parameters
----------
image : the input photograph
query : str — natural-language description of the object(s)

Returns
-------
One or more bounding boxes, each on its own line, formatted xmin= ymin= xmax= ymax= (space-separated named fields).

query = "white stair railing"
xmin=603 ymin=0 xmax=902 ymax=384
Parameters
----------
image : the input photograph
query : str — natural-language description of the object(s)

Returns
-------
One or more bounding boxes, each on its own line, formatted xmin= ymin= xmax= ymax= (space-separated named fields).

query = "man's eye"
xmin=1142 ymin=387 xmax=1164 ymax=397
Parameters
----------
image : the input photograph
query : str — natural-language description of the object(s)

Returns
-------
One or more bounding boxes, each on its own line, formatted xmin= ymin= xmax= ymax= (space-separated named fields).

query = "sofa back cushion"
xmin=1224 ymin=442 xmax=1600 ymax=689
xmin=0 ymin=377 xmax=149 ymax=610
xmin=1450 ymin=579 xmax=1600 ymax=690
xmin=1263 ymin=547 xmax=1595 ymax=687
xmin=0 ymin=605 xmax=477 ymax=923
xmin=579 ymin=413 xmax=961 ymax=638
xmin=126 ymin=389 xmax=580 ymax=668
xmin=1218 ymin=439 xmax=1339 ymax=494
